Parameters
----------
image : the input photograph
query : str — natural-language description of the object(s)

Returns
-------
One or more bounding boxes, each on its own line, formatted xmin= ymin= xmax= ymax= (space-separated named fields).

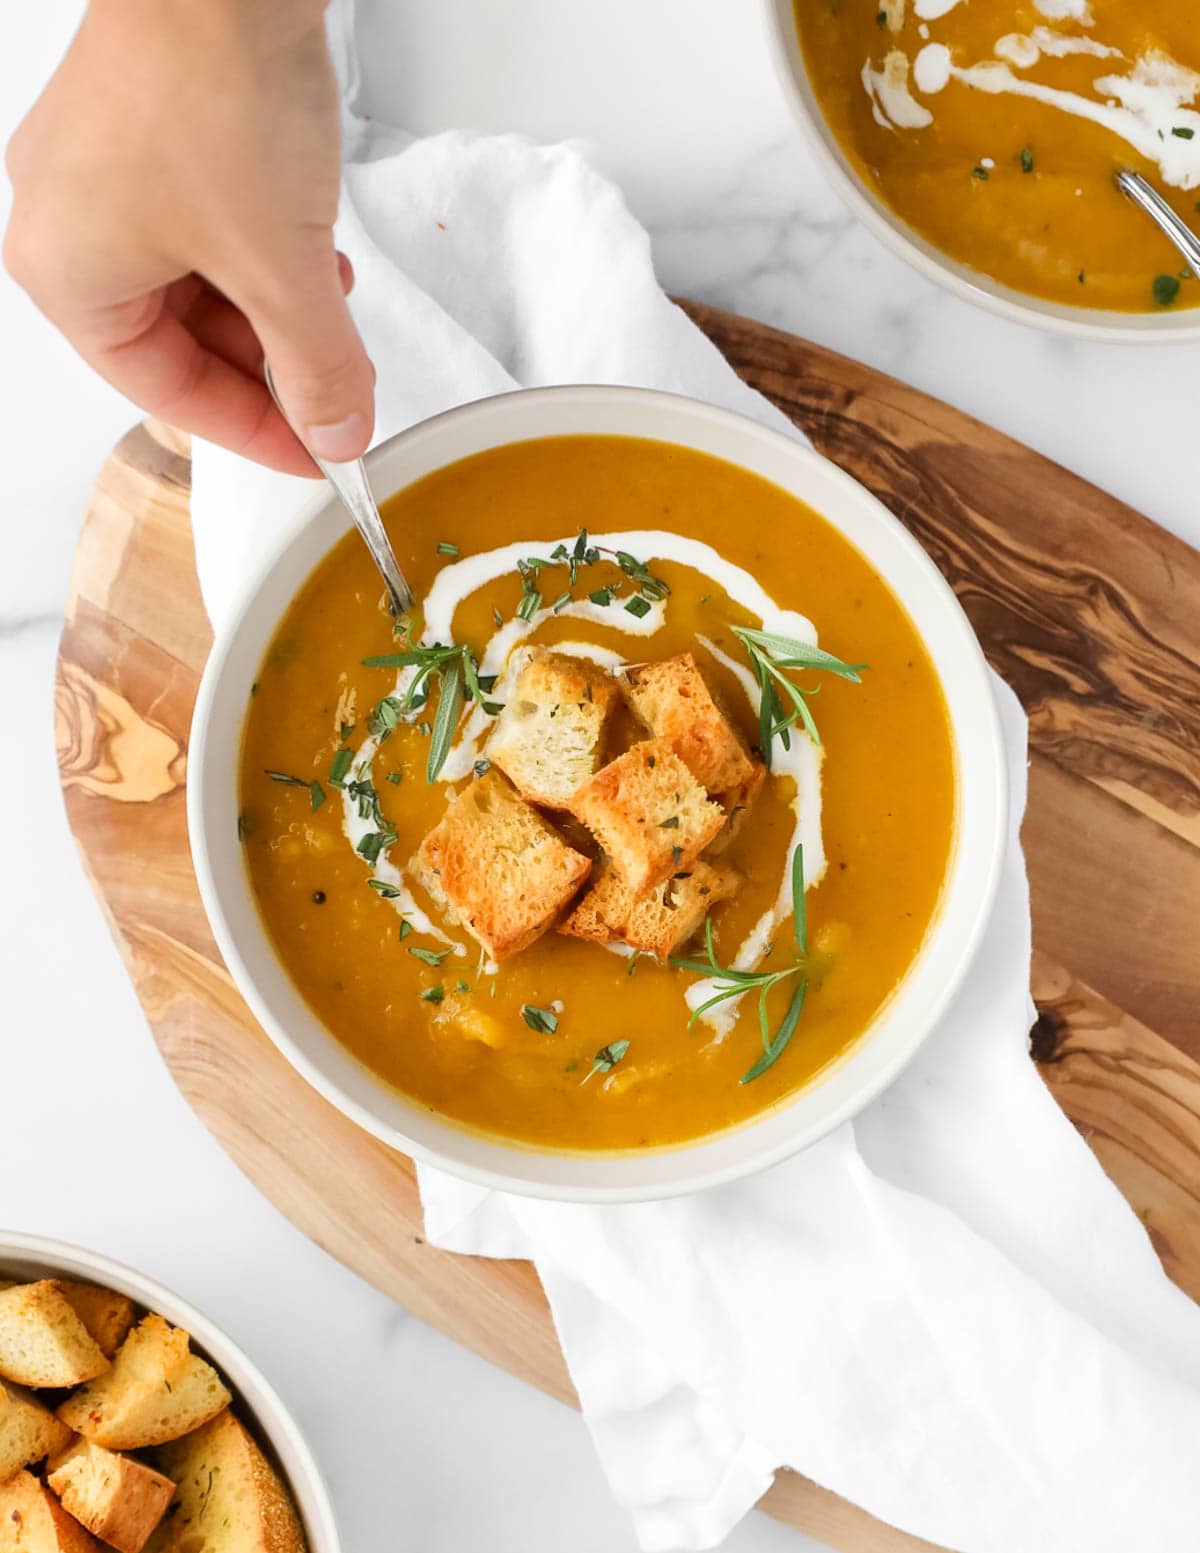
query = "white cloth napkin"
xmin=190 ymin=9 xmax=1200 ymax=1548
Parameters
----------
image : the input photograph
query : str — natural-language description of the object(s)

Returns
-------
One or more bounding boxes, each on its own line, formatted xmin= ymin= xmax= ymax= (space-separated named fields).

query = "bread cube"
xmin=58 ymin=1316 xmax=230 ymax=1452
xmin=486 ymin=650 xmax=618 ymax=807
xmin=0 ymin=1381 xmax=73 ymax=1484
xmin=54 ymin=1285 xmax=135 ymax=1362
xmin=623 ymin=654 xmax=759 ymax=794
xmin=148 ymin=1411 xmax=305 ymax=1553
xmin=0 ymin=1471 xmax=102 ymax=1553
xmin=413 ymin=769 xmax=592 ymax=960
xmin=705 ymin=759 xmax=768 ymax=856
xmin=560 ymin=859 xmax=740 ymax=957
xmin=48 ymin=1439 xmax=174 ymax=1553
xmin=0 ymin=1284 xmax=109 ymax=1389
xmin=571 ymin=739 xmax=725 ymax=894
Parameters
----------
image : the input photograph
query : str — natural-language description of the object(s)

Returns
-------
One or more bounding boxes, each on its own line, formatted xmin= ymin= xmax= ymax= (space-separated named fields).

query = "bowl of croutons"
xmin=191 ymin=386 xmax=1005 ymax=1203
xmin=0 ymin=1231 xmax=339 ymax=1553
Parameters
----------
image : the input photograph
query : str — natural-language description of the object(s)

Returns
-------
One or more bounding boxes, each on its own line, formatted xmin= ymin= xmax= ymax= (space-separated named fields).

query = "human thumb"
xmin=238 ymin=237 xmax=374 ymax=464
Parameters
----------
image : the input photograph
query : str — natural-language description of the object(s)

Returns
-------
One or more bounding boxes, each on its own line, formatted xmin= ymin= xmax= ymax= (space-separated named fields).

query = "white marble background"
xmin=1 ymin=4 xmax=1194 ymax=1551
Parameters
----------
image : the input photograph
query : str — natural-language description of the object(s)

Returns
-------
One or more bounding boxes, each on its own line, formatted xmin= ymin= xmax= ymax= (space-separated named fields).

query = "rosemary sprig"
xmin=731 ymin=625 xmax=865 ymax=767
xmin=581 ymin=1038 xmax=630 ymax=1084
xmin=670 ymin=845 xmax=809 ymax=1085
xmin=361 ymin=639 xmax=500 ymax=781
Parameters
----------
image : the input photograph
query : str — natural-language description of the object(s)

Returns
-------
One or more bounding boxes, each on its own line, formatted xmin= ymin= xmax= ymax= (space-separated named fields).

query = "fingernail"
xmin=306 ymin=411 xmax=368 ymax=461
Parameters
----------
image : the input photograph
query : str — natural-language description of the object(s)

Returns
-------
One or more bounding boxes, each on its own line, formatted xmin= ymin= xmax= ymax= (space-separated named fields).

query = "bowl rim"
xmin=760 ymin=0 xmax=1200 ymax=345
xmin=0 ymin=1229 xmax=340 ymax=1553
xmin=188 ymin=383 xmax=1008 ymax=1203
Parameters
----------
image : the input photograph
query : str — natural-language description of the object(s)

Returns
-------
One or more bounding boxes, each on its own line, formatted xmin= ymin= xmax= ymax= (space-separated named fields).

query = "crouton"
xmin=0 ymin=1471 xmax=102 ymax=1553
xmin=413 ymin=769 xmax=592 ymax=960
xmin=486 ymin=650 xmax=618 ymax=807
xmin=560 ymin=859 xmax=741 ymax=958
xmin=0 ymin=1285 xmax=109 ymax=1389
xmin=705 ymin=759 xmax=767 ymax=856
xmin=0 ymin=1382 xmax=72 ymax=1484
xmin=54 ymin=1286 xmax=134 ymax=1362
xmin=147 ymin=1412 xmax=305 ymax=1553
xmin=57 ymin=1316 xmax=230 ymax=1451
xmin=623 ymin=654 xmax=759 ymax=794
xmin=47 ymin=1439 xmax=174 ymax=1553
xmin=571 ymin=739 xmax=725 ymax=894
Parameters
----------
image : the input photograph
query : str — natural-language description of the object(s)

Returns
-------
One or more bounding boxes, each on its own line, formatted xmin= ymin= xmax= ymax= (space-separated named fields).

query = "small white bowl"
xmin=761 ymin=0 xmax=1200 ymax=344
xmin=0 ymin=1230 xmax=339 ymax=1553
xmin=190 ymin=386 xmax=1006 ymax=1203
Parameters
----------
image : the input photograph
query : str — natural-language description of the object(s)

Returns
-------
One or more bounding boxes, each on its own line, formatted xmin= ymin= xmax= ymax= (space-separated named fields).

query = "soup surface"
xmin=239 ymin=435 xmax=956 ymax=1152
xmin=793 ymin=0 xmax=1200 ymax=312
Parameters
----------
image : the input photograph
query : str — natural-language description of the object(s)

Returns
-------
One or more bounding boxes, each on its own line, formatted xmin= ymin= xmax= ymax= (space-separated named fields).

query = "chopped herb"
xmin=386 ymin=771 xmax=403 ymax=785
xmin=659 ymin=815 xmax=680 ymax=829
xmin=310 ymin=780 xmax=326 ymax=812
xmin=329 ymin=747 xmax=354 ymax=787
xmin=398 ymin=920 xmax=412 ymax=940
xmin=521 ymin=1004 xmax=559 ymax=1034
xmin=426 ymin=656 xmax=464 ymax=782
xmin=493 ymin=606 xmax=504 ymax=629
xmin=356 ymin=829 xmax=397 ymax=866
xmin=876 ymin=7 xmax=886 ymax=23
xmin=455 ymin=978 xmax=470 ymax=993
xmin=368 ymin=695 xmax=403 ymax=741
xmin=1172 ymin=127 xmax=1195 ymax=140
xmin=582 ymin=1039 xmax=630 ymax=1084
xmin=1078 ymin=271 xmax=1086 ymax=285
xmin=1020 ymin=147 xmax=1034 ymax=173
xmin=368 ymin=878 xmax=401 ymax=898
xmin=410 ymin=945 xmax=451 ymax=966
xmin=420 ymin=985 xmax=445 ymax=1003
xmin=517 ymin=589 xmax=541 ymax=622
xmin=1154 ymin=273 xmax=1182 ymax=307
xmin=250 ymin=681 xmax=260 ymax=696
xmin=626 ymin=953 xmax=640 ymax=977
xmin=436 ymin=540 xmax=460 ymax=556
xmin=589 ymin=586 xmax=616 ymax=607
xmin=339 ymin=720 xmax=355 ymax=741
xmin=264 ymin=770 xmax=307 ymax=787
xmin=971 ymin=165 xmax=989 ymax=180
xmin=552 ymin=591 xmax=572 ymax=613
xmin=699 ymin=593 xmax=712 ymax=604
xmin=625 ymin=595 xmax=652 ymax=619
xmin=473 ymin=758 xmax=492 ymax=778
xmin=237 ymin=813 xmax=250 ymax=842
xmin=614 ymin=550 xmax=670 ymax=601
xmin=670 ymin=846 xmax=810 ymax=1085
xmin=418 ymin=721 xmax=431 ymax=737
xmin=672 ymin=844 xmax=683 ymax=864
xmin=732 ymin=625 xmax=865 ymax=766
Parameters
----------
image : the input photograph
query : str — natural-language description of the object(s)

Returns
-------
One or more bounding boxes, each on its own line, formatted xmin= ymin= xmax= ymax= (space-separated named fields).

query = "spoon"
xmin=1114 ymin=169 xmax=1200 ymax=276
xmin=264 ymin=362 xmax=414 ymax=619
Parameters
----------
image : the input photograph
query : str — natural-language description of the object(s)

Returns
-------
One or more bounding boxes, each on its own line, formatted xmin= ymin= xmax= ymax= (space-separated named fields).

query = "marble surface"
xmin=1 ymin=3 xmax=1194 ymax=1551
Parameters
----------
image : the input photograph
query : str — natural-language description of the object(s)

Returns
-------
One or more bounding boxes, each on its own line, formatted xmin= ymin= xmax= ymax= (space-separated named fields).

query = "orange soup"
xmin=794 ymin=0 xmax=1200 ymax=312
xmin=239 ymin=436 xmax=956 ymax=1152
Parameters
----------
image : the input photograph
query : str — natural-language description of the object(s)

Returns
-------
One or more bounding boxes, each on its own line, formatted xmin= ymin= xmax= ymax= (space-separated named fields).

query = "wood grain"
xmin=55 ymin=308 xmax=1200 ymax=1553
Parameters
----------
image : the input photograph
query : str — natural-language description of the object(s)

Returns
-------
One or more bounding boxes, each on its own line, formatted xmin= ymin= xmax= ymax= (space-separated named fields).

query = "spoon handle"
xmin=262 ymin=362 xmax=414 ymax=619
xmin=317 ymin=454 xmax=415 ymax=618
xmin=1115 ymin=169 xmax=1200 ymax=275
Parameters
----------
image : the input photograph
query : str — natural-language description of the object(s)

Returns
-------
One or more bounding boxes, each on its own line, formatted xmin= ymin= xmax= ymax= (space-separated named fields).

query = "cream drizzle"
xmin=338 ymin=531 xmax=825 ymax=1031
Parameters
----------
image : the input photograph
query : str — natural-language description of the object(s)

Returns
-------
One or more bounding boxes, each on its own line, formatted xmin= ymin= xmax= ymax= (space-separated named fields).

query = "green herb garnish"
xmin=386 ymin=771 xmax=403 ymax=785
xmin=368 ymin=878 xmax=401 ymax=898
xmin=1172 ymin=127 xmax=1195 ymax=140
xmin=329 ymin=748 xmax=353 ymax=787
xmin=264 ymin=770 xmax=307 ymax=787
xmin=1154 ymin=273 xmax=1182 ymax=307
xmin=398 ymin=920 xmax=412 ymax=940
xmin=517 ymin=589 xmax=541 ymax=622
xmin=361 ymin=639 xmax=495 ymax=781
xmin=357 ymin=828 xmax=397 ymax=866
xmin=625 ymin=595 xmax=652 ymax=619
xmin=671 ymin=845 xmax=809 ymax=1085
xmin=732 ymin=625 xmax=865 ymax=766
xmin=582 ymin=1039 xmax=630 ymax=1084
xmin=521 ymin=1004 xmax=559 ymax=1034
xmin=437 ymin=540 xmax=460 ymax=556
xmin=1020 ymin=147 xmax=1034 ymax=173
xmin=971 ymin=165 xmax=989 ymax=180
xmin=310 ymin=780 xmax=326 ymax=812
xmin=420 ymin=985 xmax=445 ymax=1003
xmin=410 ymin=945 xmax=452 ymax=967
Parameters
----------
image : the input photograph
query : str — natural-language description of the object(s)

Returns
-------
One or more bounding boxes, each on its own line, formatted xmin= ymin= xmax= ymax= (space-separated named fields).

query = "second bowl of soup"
xmin=190 ymin=387 xmax=1006 ymax=1201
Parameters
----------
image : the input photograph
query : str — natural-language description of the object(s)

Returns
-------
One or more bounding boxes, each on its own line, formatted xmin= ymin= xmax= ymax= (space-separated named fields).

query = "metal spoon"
xmin=1114 ymin=169 xmax=1200 ymax=276
xmin=263 ymin=361 xmax=413 ymax=619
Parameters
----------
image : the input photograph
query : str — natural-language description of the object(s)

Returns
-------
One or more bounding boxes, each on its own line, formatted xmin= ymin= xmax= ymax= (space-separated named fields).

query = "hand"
xmin=4 ymin=0 xmax=374 ymax=475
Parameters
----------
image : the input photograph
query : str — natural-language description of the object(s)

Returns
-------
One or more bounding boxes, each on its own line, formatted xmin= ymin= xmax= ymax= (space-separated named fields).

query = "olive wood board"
xmin=55 ymin=299 xmax=1200 ymax=1553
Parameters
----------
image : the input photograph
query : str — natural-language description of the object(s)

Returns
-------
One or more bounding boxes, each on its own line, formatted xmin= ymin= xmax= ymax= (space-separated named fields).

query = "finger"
xmin=230 ymin=237 xmax=374 ymax=462
xmin=78 ymin=293 xmax=319 ymax=476
xmin=181 ymin=286 xmax=265 ymax=379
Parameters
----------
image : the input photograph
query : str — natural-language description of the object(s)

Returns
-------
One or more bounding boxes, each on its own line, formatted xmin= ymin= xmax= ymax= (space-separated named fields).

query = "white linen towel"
xmin=190 ymin=8 xmax=1200 ymax=1548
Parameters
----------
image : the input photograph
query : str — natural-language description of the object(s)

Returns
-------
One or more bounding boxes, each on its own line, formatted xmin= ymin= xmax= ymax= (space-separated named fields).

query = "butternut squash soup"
xmin=793 ymin=0 xmax=1200 ymax=311
xmin=238 ymin=436 xmax=956 ymax=1152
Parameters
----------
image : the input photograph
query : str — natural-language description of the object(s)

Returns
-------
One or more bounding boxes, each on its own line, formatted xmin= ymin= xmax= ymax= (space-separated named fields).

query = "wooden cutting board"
xmin=55 ymin=300 xmax=1200 ymax=1553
